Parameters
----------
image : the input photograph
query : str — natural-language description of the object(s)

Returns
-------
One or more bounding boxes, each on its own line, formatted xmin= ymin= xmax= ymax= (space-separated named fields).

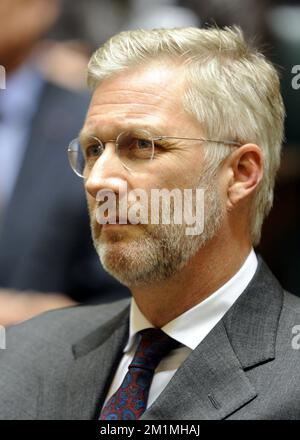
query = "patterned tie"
xmin=100 ymin=328 xmax=179 ymax=420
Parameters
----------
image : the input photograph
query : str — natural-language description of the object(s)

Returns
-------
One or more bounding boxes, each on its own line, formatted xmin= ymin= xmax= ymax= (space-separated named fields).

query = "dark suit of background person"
xmin=0 ymin=66 xmax=129 ymax=317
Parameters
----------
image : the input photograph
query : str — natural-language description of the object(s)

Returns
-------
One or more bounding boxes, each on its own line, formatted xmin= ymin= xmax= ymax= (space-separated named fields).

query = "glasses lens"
xmin=68 ymin=136 xmax=103 ymax=178
xmin=116 ymin=130 xmax=154 ymax=170
xmin=68 ymin=138 xmax=85 ymax=177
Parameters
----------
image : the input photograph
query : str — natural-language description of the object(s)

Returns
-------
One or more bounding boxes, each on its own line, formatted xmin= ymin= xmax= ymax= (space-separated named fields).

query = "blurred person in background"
xmin=258 ymin=1 xmax=300 ymax=294
xmin=0 ymin=0 xmax=129 ymax=326
xmin=123 ymin=0 xmax=200 ymax=29
xmin=179 ymin=0 xmax=268 ymax=41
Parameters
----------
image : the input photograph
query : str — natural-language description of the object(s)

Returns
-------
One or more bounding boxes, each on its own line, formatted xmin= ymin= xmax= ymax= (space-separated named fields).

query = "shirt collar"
xmin=124 ymin=249 xmax=258 ymax=352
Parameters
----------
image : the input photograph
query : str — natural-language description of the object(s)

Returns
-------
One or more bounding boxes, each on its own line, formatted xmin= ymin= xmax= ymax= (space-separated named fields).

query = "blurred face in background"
xmin=0 ymin=0 xmax=60 ymax=72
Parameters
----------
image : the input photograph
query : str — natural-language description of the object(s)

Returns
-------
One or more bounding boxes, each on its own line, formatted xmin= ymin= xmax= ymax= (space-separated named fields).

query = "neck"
xmin=131 ymin=234 xmax=252 ymax=327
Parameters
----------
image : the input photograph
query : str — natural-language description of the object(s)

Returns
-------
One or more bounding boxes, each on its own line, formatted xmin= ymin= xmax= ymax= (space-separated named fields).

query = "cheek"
xmin=173 ymin=152 xmax=205 ymax=187
xmin=215 ymin=170 xmax=229 ymax=202
xmin=85 ymin=192 xmax=96 ymax=215
xmin=148 ymin=158 xmax=203 ymax=189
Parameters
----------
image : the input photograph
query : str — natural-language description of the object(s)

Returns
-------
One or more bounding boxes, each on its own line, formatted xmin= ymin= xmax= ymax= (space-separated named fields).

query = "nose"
xmin=84 ymin=142 xmax=128 ymax=199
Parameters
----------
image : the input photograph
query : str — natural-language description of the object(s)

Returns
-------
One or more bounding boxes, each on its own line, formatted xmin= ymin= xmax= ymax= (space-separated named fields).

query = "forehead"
xmin=83 ymin=61 xmax=190 ymax=137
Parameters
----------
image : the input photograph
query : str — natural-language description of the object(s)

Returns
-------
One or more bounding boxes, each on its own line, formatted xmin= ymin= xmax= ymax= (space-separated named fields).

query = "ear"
xmin=225 ymin=144 xmax=264 ymax=211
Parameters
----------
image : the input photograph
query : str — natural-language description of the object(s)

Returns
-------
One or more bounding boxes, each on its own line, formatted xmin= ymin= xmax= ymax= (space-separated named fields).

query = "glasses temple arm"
xmin=154 ymin=136 xmax=241 ymax=147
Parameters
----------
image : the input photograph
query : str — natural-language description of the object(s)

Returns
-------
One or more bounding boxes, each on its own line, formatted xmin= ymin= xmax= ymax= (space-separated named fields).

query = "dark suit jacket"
xmin=0 ymin=257 xmax=299 ymax=419
xmin=0 ymin=81 xmax=129 ymax=302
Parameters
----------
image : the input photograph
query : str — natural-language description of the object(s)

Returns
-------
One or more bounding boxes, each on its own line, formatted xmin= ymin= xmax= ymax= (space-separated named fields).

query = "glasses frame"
xmin=68 ymin=132 xmax=242 ymax=178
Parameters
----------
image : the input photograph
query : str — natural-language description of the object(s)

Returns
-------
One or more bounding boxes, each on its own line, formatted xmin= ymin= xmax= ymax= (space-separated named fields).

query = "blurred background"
xmin=0 ymin=0 xmax=299 ymax=325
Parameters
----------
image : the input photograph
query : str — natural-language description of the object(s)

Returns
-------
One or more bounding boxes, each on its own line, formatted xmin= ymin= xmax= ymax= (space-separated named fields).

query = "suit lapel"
xmin=142 ymin=319 xmax=257 ymax=420
xmin=142 ymin=258 xmax=283 ymax=419
xmin=39 ymin=306 xmax=130 ymax=420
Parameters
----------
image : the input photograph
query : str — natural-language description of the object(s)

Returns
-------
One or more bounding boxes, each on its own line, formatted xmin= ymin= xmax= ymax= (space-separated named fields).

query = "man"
xmin=0 ymin=0 xmax=129 ymax=325
xmin=0 ymin=26 xmax=299 ymax=420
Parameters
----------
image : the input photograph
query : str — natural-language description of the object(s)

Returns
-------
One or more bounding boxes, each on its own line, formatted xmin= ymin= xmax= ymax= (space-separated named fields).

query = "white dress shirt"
xmin=103 ymin=249 xmax=258 ymax=408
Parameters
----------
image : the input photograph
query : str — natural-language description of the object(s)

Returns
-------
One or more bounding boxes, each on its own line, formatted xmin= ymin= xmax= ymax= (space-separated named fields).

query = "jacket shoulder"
xmin=2 ymin=298 xmax=130 ymax=358
xmin=283 ymin=290 xmax=300 ymax=313
xmin=0 ymin=299 xmax=129 ymax=419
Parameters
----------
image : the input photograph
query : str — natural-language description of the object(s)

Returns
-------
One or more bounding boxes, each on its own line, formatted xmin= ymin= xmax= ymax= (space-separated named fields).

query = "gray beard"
xmin=91 ymin=176 xmax=224 ymax=287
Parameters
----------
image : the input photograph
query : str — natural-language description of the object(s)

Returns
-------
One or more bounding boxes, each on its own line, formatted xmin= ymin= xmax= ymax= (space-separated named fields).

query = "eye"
xmin=136 ymin=138 xmax=153 ymax=150
xmin=85 ymin=144 xmax=101 ymax=158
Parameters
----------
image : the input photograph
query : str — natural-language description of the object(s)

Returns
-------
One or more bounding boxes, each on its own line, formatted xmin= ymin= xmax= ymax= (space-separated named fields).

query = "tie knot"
xmin=129 ymin=328 xmax=179 ymax=371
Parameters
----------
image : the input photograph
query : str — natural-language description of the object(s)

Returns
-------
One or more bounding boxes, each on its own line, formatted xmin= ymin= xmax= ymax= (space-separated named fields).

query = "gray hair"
xmin=87 ymin=26 xmax=285 ymax=245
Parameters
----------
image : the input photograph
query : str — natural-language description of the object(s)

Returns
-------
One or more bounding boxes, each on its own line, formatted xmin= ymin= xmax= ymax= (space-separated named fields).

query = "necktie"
xmin=100 ymin=328 xmax=179 ymax=420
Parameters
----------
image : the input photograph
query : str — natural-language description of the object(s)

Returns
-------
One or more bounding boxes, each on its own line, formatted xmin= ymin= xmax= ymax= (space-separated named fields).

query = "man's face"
xmin=82 ymin=60 xmax=224 ymax=286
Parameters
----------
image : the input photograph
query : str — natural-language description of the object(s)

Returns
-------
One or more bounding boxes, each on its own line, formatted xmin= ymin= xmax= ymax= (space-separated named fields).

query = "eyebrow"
xmin=79 ymin=129 xmax=95 ymax=144
xmin=79 ymin=125 xmax=164 ymax=143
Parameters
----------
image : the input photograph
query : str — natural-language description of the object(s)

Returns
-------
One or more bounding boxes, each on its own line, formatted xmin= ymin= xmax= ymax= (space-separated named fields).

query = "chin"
xmin=93 ymin=238 xmax=161 ymax=287
xmin=94 ymin=240 xmax=133 ymax=284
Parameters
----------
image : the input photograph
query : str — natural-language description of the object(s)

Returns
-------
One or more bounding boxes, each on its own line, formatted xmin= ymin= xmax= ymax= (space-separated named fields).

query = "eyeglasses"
xmin=68 ymin=129 xmax=242 ymax=178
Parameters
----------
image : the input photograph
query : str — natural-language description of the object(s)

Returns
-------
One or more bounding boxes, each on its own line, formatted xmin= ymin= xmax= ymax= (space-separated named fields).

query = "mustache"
xmin=93 ymin=191 xmax=151 ymax=225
